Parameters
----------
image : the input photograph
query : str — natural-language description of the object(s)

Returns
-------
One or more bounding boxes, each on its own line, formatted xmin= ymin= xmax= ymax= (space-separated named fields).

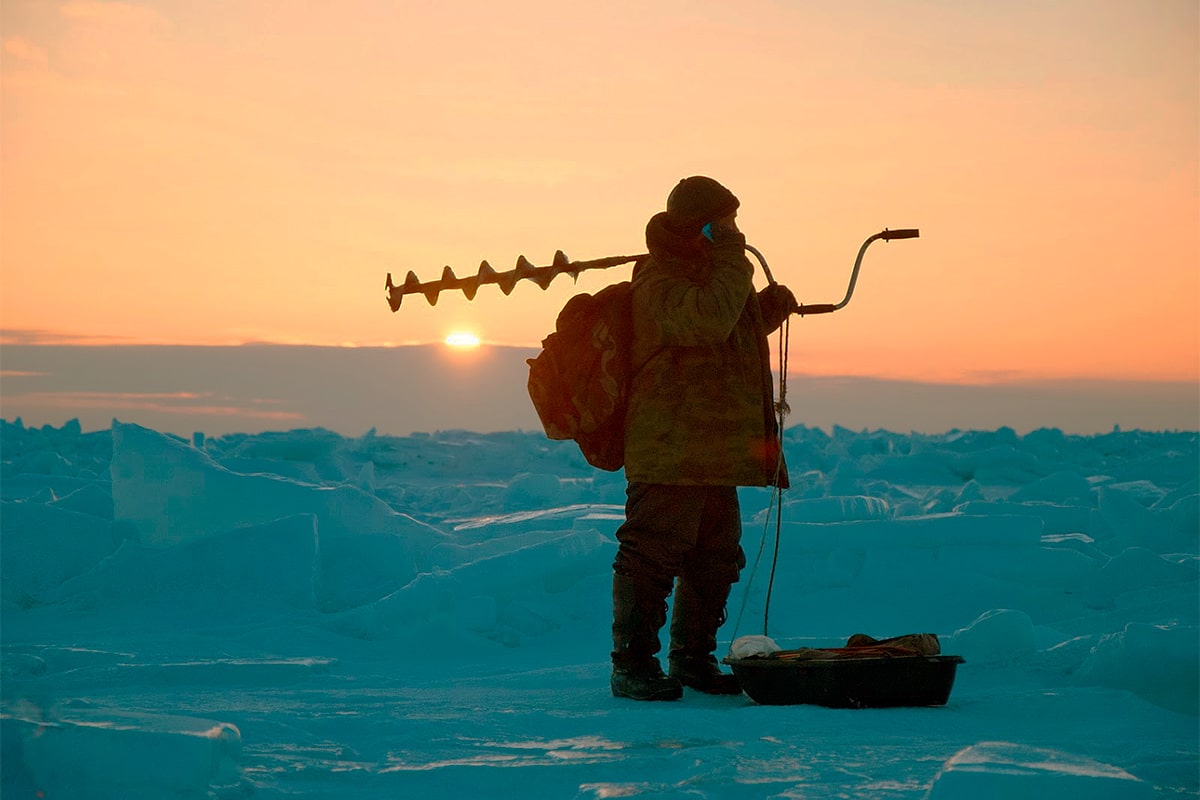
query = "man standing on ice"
xmin=611 ymin=176 xmax=797 ymax=701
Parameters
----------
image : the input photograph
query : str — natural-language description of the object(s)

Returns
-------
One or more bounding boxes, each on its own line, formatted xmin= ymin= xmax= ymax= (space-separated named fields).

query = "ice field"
xmin=1 ymin=417 xmax=1197 ymax=798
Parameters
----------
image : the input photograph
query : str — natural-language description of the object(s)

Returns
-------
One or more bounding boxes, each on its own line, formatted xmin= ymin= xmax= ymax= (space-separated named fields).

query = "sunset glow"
xmin=1 ymin=1 xmax=1195 ymax=384
xmin=445 ymin=332 xmax=481 ymax=349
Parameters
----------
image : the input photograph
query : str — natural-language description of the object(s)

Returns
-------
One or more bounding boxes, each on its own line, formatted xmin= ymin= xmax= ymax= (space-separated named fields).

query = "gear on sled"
xmin=724 ymin=632 xmax=965 ymax=707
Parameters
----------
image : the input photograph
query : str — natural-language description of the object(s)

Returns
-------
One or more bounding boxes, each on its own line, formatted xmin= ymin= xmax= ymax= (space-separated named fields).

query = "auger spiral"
xmin=385 ymin=251 xmax=646 ymax=311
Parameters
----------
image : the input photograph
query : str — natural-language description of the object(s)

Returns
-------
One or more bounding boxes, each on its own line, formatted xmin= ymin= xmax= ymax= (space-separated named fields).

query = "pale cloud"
xmin=0 ymin=329 xmax=144 ymax=345
xmin=50 ymin=0 xmax=174 ymax=82
xmin=2 ymin=37 xmax=49 ymax=69
xmin=58 ymin=1 xmax=165 ymax=27
xmin=0 ymin=1 xmax=171 ymax=96
xmin=2 ymin=390 xmax=304 ymax=420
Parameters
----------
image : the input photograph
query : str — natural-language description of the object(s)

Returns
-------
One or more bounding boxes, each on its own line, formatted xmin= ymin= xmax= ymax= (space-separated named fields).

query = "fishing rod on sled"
xmin=383 ymin=228 xmax=919 ymax=312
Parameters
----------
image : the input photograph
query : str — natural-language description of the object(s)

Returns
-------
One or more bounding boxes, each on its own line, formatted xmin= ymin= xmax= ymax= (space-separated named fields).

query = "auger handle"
xmin=821 ymin=227 xmax=920 ymax=313
xmin=796 ymin=303 xmax=837 ymax=316
xmin=743 ymin=244 xmax=775 ymax=285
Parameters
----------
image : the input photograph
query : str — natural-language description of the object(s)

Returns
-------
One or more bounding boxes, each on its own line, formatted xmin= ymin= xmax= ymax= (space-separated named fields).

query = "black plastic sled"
xmin=727 ymin=653 xmax=964 ymax=708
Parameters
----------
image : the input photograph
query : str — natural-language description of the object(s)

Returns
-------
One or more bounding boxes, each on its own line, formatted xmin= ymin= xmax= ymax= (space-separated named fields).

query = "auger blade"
xmin=385 ymin=273 xmax=403 ymax=311
xmin=497 ymin=272 xmax=519 ymax=295
xmin=513 ymin=255 xmax=536 ymax=280
xmin=419 ymin=270 xmax=441 ymax=305
xmin=384 ymin=251 xmax=645 ymax=312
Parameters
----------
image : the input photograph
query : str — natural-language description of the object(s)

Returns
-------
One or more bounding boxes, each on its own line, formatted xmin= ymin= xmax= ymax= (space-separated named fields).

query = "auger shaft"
xmin=385 ymin=251 xmax=645 ymax=311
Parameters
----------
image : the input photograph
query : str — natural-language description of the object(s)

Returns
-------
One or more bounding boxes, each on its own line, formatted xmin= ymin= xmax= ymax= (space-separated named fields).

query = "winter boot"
xmin=667 ymin=575 xmax=742 ymax=695
xmin=668 ymin=654 xmax=741 ymax=695
xmin=611 ymin=573 xmax=682 ymax=701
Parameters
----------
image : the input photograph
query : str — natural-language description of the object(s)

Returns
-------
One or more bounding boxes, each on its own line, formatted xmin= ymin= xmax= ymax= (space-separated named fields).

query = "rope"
xmin=732 ymin=313 xmax=791 ymax=640
xmin=763 ymin=315 xmax=790 ymax=635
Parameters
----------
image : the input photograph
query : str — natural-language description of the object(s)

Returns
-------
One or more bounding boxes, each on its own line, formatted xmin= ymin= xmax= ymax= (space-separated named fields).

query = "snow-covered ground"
xmin=1 ymin=418 xmax=1196 ymax=798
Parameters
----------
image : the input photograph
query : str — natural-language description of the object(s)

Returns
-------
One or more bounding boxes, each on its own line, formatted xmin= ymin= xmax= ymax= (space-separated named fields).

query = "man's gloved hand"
xmin=759 ymin=283 xmax=800 ymax=320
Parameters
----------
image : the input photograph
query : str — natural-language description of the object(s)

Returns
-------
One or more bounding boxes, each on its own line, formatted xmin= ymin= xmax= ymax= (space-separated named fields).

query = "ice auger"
xmin=384 ymin=252 xmax=643 ymax=311
xmin=383 ymin=228 xmax=919 ymax=314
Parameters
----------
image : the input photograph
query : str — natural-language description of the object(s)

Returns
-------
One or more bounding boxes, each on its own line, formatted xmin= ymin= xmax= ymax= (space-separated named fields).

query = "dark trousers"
xmin=611 ymin=483 xmax=745 ymax=668
xmin=613 ymin=483 xmax=744 ymax=591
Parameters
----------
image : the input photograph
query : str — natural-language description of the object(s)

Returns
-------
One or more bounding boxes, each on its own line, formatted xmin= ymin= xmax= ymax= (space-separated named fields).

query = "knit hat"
xmin=665 ymin=176 xmax=740 ymax=232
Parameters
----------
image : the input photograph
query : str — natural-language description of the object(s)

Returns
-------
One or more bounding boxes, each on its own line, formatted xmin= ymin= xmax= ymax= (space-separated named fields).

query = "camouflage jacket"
xmin=623 ymin=215 xmax=790 ymax=487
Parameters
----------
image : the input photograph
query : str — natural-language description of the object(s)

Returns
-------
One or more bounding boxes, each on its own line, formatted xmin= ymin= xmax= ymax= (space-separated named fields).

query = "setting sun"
xmin=445 ymin=332 xmax=481 ymax=349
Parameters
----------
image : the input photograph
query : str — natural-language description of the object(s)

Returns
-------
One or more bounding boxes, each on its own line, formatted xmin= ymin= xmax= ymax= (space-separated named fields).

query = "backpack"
xmin=526 ymin=280 xmax=635 ymax=471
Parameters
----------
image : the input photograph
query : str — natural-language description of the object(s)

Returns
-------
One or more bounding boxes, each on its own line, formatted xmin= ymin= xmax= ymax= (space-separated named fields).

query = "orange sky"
xmin=2 ymin=0 xmax=1197 ymax=384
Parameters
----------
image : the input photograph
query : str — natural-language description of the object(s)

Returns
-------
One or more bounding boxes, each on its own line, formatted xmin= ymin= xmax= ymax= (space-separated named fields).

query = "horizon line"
xmin=4 ymin=330 xmax=1197 ymax=383
xmin=2 ymin=338 xmax=1198 ymax=390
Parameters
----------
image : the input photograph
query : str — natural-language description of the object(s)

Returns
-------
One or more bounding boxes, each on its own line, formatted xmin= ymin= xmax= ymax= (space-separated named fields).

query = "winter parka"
xmin=622 ymin=213 xmax=791 ymax=488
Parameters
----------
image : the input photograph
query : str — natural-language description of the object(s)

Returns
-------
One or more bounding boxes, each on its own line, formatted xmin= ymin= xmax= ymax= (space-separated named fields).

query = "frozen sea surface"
xmin=1 ymin=419 xmax=1197 ymax=798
